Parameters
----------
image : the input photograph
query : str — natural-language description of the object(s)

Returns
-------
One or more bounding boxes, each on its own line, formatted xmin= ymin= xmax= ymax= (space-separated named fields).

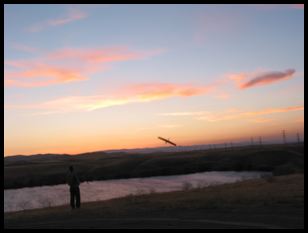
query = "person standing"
xmin=66 ymin=165 xmax=81 ymax=209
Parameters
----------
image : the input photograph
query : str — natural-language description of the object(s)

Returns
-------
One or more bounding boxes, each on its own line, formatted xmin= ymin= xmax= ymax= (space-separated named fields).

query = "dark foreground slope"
xmin=4 ymin=143 xmax=304 ymax=189
xmin=4 ymin=174 xmax=304 ymax=229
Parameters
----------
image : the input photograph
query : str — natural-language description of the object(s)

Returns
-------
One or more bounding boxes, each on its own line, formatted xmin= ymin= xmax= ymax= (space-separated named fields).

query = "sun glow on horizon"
xmin=4 ymin=4 xmax=304 ymax=156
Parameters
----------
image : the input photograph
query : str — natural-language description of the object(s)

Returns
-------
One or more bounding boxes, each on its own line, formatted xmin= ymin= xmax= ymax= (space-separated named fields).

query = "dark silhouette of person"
xmin=66 ymin=165 xmax=81 ymax=209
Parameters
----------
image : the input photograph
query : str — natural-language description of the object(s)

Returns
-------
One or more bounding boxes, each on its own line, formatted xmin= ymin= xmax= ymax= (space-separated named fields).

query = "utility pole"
xmin=297 ymin=132 xmax=300 ymax=144
xmin=251 ymin=137 xmax=254 ymax=146
xmin=259 ymin=136 xmax=262 ymax=146
xmin=282 ymin=130 xmax=287 ymax=145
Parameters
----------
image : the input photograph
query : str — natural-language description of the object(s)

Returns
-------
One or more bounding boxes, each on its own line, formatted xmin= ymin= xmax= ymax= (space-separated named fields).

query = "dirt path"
xmin=5 ymin=217 xmax=286 ymax=229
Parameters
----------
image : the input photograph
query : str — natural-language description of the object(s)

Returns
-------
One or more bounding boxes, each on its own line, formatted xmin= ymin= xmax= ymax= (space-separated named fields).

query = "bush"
xmin=273 ymin=163 xmax=302 ymax=176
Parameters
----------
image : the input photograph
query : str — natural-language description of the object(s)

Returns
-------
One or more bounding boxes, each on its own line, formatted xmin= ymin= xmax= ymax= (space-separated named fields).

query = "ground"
xmin=4 ymin=174 xmax=304 ymax=229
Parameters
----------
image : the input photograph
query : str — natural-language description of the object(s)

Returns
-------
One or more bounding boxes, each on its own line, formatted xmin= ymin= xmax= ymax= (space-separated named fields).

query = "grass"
xmin=4 ymin=143 xmax=304 ymax=189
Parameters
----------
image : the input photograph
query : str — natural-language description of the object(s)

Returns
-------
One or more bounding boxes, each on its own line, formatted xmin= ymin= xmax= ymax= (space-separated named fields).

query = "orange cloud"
xmin=127 ymin=83 xmax=211 ymax=101
xmin=26 ymin=8 xmax=87 ymax=32
xmin=5 ymin=62 xmax=88 ymax=87
xmin=250 ymin=118 xmax=273 ymax=123
xmin=6 ymin=83 xmax=211 ymax=114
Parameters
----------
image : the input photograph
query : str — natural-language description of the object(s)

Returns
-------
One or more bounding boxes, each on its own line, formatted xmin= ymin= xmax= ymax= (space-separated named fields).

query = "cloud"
xmin=291 ymin=4 xmax=304 ymax=9
xmin=159 ymin=111 xmax=205 ymax=117
xmin=5 ymin=63 xmax=88 ymax=87
xmin=193 ymin=10 xmax=242 ymax=46
xmin=160 ymin=105 xmax=304 ymax=122
xmin=11 ymin=43 xmax=38 ymax=53
xmin=5 ymin=46 xmax=163 ymax=88
xmin=5 ymin=60 xmax=89 ymax=87
xmin=126 ymin=83 xmax=211 ymax=102
xmin=250 ymin=118 xmax=273 ymax=123
xmin=240 ymin=69 xmax=295 ymax=89
xmin=46 ymin=47 xmax=153 ymax=63
xmin=252 ymin=4 xmax=304 ymax=10
xmin=229 ymin=69 xmax=296 ymax=89
xmin=26 ymin=8 xmax=87 ymax=32
xmin=6 ymin=82 xmax=212 ymax=114
xmin=198 ymin=105 xmax=304 ymax=122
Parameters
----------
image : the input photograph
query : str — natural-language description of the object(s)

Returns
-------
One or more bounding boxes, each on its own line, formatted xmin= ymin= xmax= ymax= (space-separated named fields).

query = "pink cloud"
xmin=5 ymin=63 xmax=88 ymax=87
xmin=48 ymin=8 xmax=87 ymax=26
xmin=5 ymin=46 xmax=163 ymax=88
xmin=292 ymin=4 xmax=304 ymax=9
xmin=47 ymin=47 xmax=147 ymax=63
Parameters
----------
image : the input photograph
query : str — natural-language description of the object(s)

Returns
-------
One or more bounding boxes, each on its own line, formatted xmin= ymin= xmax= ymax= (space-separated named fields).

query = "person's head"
xmin=69 ymin=165 xmax=74 ymax=172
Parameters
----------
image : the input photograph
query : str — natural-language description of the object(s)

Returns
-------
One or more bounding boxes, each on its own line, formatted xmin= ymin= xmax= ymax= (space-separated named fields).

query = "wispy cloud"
xmin=160 ymin=105 xmax=304 ymax=122
xmin=159 ymin=111 xmax=205 ymax=117
xmin=6 ymin=82 xmax=212 ymax=114
xmin=5 ymin=46 xmax=163 ymax=88
xmin=26 ymin=8 xmax=87 ymax=32
xmin=250 ymin=118 xmax=273 ymax=123
xmin=46 ymin=47 xmax=157 ymax=63
xmin=193 ymin=10 xmax=242 ymax=45
xmin=199 ymin=105 xmax=304 ymax=122
xmin=229 ymin=69 xmax=296 ymax=89
xmin=252 ymin=4 xmax=304 ymax=10
xmin=11 ymin=43 xmax=38 ymax=53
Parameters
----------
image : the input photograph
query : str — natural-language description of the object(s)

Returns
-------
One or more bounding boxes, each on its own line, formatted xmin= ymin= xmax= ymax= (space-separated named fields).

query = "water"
xmin=4 ymin=171 xmax=271 ymax=213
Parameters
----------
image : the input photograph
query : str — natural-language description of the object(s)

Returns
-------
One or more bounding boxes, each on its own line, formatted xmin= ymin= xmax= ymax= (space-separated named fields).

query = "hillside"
xmin=4 ymin=143 xmax=304 ymax=189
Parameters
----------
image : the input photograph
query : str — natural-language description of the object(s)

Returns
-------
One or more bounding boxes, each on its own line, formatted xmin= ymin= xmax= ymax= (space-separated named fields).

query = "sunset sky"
xmin=4 ymin=4 xmax=304 ymax=156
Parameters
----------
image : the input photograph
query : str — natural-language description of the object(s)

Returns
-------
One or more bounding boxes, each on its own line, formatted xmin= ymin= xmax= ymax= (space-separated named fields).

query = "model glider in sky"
xmin=158 ymin=136 xmax=177 ymax=146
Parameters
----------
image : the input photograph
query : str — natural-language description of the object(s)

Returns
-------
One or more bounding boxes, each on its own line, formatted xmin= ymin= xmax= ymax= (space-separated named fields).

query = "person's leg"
xmin=76 ymin=187 xmax=81 ymax=208
xmin=70 ymin=187 xmax=75 ymax=209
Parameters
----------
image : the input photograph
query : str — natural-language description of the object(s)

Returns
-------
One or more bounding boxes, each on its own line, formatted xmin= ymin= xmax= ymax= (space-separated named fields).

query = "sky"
xmin=4 ymin=4 xmax=304 ymax=156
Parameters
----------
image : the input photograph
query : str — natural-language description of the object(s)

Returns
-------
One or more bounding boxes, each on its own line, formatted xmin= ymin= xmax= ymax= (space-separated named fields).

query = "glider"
xmin=158 ymin=136 xmax=177 ymax=146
